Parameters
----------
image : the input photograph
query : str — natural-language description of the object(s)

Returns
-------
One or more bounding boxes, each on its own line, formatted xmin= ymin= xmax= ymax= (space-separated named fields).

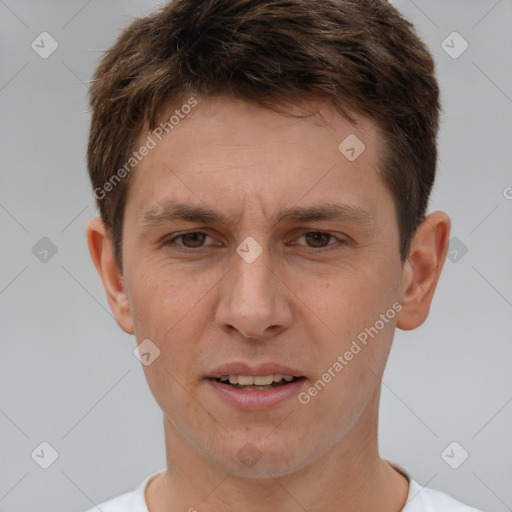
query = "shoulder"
xmin=84 ymin=489 xmax=142 ymax=512
xmin=403 ymin=479 xmax=485 ymax=512
xmin=83 ymin=469 xmax=164 ymax=512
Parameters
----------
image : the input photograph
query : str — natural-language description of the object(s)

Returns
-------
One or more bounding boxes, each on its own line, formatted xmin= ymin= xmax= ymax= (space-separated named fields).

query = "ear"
xmin=396 ymin=211 xmax=451 ymax=331
xmin=86 ymin=217 xmax=134 ymax=335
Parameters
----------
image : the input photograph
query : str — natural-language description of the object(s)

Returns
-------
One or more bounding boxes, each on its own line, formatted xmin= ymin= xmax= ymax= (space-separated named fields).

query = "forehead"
xmin=125 ymin=96 xmax=388 ymax=223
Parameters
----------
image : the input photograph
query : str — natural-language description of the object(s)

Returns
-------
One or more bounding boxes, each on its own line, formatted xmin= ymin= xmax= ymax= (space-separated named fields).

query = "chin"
xmin=209 ymin=435 xmax=313 ymax=479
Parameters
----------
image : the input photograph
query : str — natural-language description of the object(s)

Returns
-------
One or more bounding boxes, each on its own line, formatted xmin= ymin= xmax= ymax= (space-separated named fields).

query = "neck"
xmin=146 ymin=397 xmax=409 ymax=512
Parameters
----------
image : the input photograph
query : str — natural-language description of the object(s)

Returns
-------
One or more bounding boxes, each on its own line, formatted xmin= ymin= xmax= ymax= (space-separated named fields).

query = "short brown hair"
xmin=87 ymin=0 xmax=440 ymax=271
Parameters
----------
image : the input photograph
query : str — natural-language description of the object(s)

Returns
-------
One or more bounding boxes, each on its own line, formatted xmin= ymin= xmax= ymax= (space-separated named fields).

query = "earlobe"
xmin=86 ymin=217 xmax=135 ymax=335
xmin=396 ymin=211 xmax=451 ymax=331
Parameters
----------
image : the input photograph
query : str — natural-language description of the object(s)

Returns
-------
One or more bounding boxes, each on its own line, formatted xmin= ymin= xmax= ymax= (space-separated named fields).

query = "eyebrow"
xmin=142 ymin=200 xmax=376 ymax=229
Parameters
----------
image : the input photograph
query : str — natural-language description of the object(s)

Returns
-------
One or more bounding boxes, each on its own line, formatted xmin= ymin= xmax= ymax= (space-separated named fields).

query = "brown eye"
xmin=303 ymin=232 xmax=333 ymax=248
xmin=290 ymin=231 xmax=348 ymax=253
xmin=180 ymin=232 xmax=207 ymax=248
xmin=163 ymin=231 xmax=218 ymax=250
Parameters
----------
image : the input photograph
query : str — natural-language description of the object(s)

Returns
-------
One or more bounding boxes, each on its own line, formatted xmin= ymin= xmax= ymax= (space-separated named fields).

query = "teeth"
xmin=218 ymin=374 xmax=296 ymax=385
xmin=238 ymin=375 xmax=255 ymax=386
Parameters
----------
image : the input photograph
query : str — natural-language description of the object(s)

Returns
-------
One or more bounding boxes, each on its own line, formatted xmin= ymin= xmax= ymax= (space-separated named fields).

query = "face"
xmin=119 ymin=96 xmax=407 ymax=477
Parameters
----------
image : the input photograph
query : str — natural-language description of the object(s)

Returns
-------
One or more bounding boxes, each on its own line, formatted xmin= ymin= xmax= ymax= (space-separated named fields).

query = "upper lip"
xmin=207 ymin=362 xmax=304 ymax=379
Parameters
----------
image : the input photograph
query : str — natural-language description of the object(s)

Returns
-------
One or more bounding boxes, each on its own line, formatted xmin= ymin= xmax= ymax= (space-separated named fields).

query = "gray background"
xmin=0 ymin=0 xmax=511 ymax=511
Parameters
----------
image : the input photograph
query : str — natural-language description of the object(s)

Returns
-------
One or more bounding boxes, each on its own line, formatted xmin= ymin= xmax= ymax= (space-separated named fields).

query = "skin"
xmin=87 ymin=95 xmax=450 ymax=512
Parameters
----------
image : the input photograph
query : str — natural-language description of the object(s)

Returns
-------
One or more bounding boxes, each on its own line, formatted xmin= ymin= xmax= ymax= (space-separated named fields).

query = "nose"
xmin=215 ymin=246 xmax=292 ymax=340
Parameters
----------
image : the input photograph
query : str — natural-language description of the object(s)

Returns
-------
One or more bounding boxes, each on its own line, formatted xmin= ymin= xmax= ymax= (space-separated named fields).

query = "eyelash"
xmin=162 ymin=230 xmax=348 ymax=253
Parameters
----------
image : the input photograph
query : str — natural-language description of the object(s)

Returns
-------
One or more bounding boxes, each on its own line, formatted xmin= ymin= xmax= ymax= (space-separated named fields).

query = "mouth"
xmin=206 ymin=363 xmax=306 ymax=409
xmin=212 ymin=374 xmax=306 ymax=391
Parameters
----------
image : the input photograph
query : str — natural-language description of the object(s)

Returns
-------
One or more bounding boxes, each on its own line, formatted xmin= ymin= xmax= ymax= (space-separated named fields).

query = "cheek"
xmin=127 ymin=261 xmax=203 ymax=330
xmin=300 ymin=265 xmax=380 ymax=332
xmin=299 ymin=255 xmax=400 ymax=371
xmin=126 ymin=263 xmax=218 ymax=372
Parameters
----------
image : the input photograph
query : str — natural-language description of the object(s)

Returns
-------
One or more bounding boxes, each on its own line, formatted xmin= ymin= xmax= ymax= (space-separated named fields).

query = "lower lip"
xmin=207 ymin=378 xmax=306 ymax=411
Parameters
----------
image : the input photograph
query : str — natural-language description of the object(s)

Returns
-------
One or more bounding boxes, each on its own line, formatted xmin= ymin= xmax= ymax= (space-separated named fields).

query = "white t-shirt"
xmin=85 ymin=461 xmax=484 ymax=512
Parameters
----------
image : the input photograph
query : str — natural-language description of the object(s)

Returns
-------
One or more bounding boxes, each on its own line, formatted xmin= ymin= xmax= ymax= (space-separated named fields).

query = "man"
xmin=84 ymin=0 xmax=483 ymax=510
